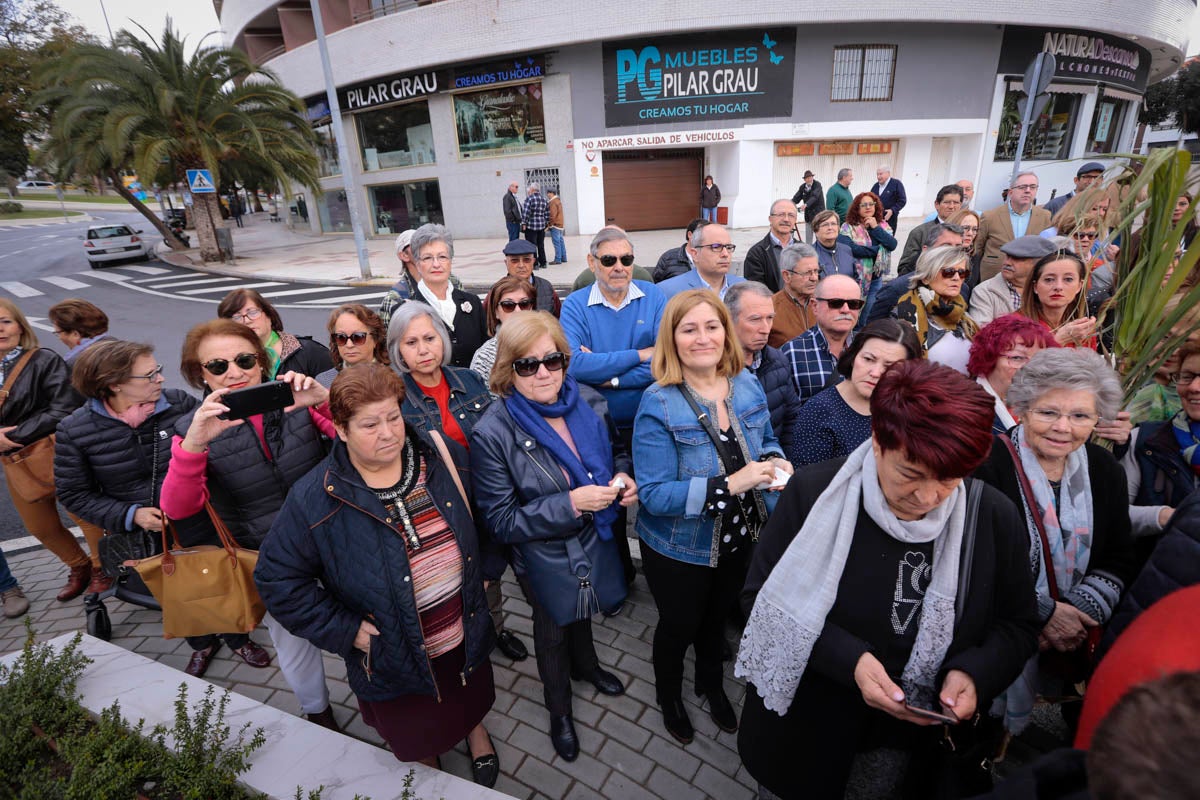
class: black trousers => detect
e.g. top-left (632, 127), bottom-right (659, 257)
top-left (641, 543), bottom-right (748, 701)
top-left (524, 228), bottom-right (547, 267)
top-left (186, 632), bottom-right (249, 652)
top-left (612, 426), bottom-right (637, 585)
top-left (517, 575), bottom-right (600, 716)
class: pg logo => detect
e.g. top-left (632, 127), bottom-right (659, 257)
top-left (615, 47), bottom-right (663, 102)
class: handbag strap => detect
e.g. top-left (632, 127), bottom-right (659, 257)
top-left (954, 479), bottom-right (984, 623)
top-left (1000, 435), bottom-right (1060, 600)
top-left (0, 349), bottom-right (38, 411)
top-left (427, 429), bottom-right (472, 519)
top-left (678, 382), bottom-right (738, 476)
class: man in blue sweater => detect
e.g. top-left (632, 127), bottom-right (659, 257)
top-left (561, 226), bottom-right (666, 587)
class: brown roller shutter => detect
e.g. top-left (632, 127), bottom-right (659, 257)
top-left (602, 149), bottom-right (703, 232)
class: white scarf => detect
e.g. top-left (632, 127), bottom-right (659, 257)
top-left (735, 441), bottom-right (966, 714)
top-left (977, 376), bottom-right (1017, 432)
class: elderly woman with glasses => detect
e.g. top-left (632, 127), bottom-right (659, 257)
top-left (974, 348), bottom-right (1136, 737)
top-left (218, 288), bottom-right (332, 380)
top-left (315, 304), bottom-right (389, 389)
top-left (968, 314), bottom-right (1061, 435)
top-left (471, 312), bottom-right (634, 762)
top-left (812, 209), bottom-right (861, 282)
top-left (471, 275), bottom-right (538, 384)
top-left (1018, 251), bottom-right (1097, 349)
top-left (892, 244), bottom-right (979, 373)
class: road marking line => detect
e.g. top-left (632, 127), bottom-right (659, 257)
top-left (76, 270), bottom-right (132, 283)
top-left (2, 529), bottom-right (85, 554)
top-left (41, 276), bottom-right (90, 290)
top-left (145, 276), bottom-right (238, 289)
top-left (179, 281), bottom-right (286, 295)
top-left (261, 285), bottom-right (354, 298)
top-left (296, 291), bottom-right (386, 305)
top-left (131, 272), bottom-right (202, 283)
top-left (66, 272), bottom-right (353, 309)
top-left (26, 316), bottom-right (55, 332)
top-left (114, 265), bottom-right (170, 275)
top-left (0, 281), bottom-right (42, 297)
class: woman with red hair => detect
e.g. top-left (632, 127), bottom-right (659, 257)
top-left (840, 191), bottom-right (897, 323)
top-left (737, 360), bottom-right (1040, 799)
top-left (968, 314), bottom-right (1060, 435)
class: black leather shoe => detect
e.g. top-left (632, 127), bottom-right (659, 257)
top-left (185, 643), bottom-right (220, 678)
top-left (550, 714), bottom-right (579, 762)
top-left (696, 686), bottom-right (738, 733)
top-left (660, 697), bottom-right (694, 745)
top-left (495, 629), bottom-right (529, 661)
top-left (571, 666), bottom-right (625, 696)
top-left (467, 732), bottom-right (499, 787)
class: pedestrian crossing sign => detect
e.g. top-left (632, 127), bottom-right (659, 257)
top-left (186, 169), bottom-right (216, 194)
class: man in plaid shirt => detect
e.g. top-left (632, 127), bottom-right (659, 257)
top-left (522, 183), bottom-right (550, 270)
top-left (781, 274), bottom-right (862, 403)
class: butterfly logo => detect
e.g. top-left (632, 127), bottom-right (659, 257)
top-left (770, 52), bottom-right (784, 65)
top-left (762, 33), bottom-right (777, 49)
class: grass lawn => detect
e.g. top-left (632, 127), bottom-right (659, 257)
top-left (0, 209), bottom-right (84, 220)
top-left (12, 192), bottom-right (131, 204)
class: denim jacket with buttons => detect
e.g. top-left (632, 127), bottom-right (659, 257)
top-left (633, 371), bottom-right (782, 567)
top-left (401, 366), bottom-right (492, 443)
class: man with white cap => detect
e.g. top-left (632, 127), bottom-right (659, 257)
top-left (380, 229), bottom-right (462, 329)
top-left (968, 234), bottom-right (1059, 327)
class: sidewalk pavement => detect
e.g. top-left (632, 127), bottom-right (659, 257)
top-left (156, 211), bottom-right (923, 294)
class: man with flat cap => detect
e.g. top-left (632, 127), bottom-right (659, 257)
top-left (1043, 161), bottom-right (1106, 217)
top-left (792, 170), bottom-right (824, 244)
top-left (968, 234), bottom-right (1059, 326)
top-left (488, 238), bottom-right (562, 316)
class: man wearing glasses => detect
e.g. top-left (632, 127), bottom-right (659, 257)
top-left (780, 274), bottom-right (863, 404)
top-left (976, 171), bottom-right (1052, 281)
top-left (486, 239), bottom-right (561, 316)
top-left (769, 243), bottom-right (820, 348)
top-left (744, 199), bottom-right (799, 292)
top-left (658, 224), bottom-right (744, 300)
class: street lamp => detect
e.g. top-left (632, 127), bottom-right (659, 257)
top-left (98, 0), bottom-right (114, 43)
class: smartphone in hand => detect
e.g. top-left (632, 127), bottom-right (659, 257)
top-left (904, 702), bottom-right (960, 725)
top-left (217, 382), bottom-right (295, 421)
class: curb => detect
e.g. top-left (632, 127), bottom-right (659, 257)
top-left (0, 213), bottom-right (92, 227)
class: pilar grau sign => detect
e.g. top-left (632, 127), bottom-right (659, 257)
top-left (337, 70), bottom-right (440, 112)
top-left (999, 26), bottom-right (1150, 93)
top-left (602, 29), bottom-right (796, 127)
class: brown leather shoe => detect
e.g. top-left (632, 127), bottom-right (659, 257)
top-left (86, 570), bottom-right (114, 595)
top-left (305, 705), bottom-right (341, 732)
top-left (230, 641), bottom-right (271, 668)
top-left (57, 564), bottom-right (92, 602)
top-left (185, 643), bottom-right (220, 677)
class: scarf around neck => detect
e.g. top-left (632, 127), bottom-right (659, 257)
top-left (735, 440), bottom-right (965, 714)
top-left (104, 398), bottom-right (157, 429)
top-left (505, 376), bottom-right (616, 540)
top-left (903, 286), bottom-right (979, 348)
top-left (1171, 410), bottom-right (1200, 473)
top-left (977, 376), bottom-right (1017, 433)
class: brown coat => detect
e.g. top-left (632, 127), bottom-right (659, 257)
top-left (769, 290), bottom-right (813, 349)
top-left (547, 195), bottom-right (564, 229)
top-left (974, 203), bottom-right (1052, 281)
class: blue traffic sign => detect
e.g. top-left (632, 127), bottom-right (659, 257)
top-left (186, 169), bottom-right (216, 194)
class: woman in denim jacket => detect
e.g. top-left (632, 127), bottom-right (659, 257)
top-left (632, 290), bottom-right (792, 746)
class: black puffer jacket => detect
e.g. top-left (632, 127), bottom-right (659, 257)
top-left (255, 433), bottom-right (496, 702)
top-left (278, 333), bottom-right (333, 379)
top-left (0, 348), bottom-right (83, 452)
top-left (55, 390), bottom-right (198, 533)
top-left (748, 345), bottom-right (801, 461)
top-left (165, 407), bottom-right (328, 549)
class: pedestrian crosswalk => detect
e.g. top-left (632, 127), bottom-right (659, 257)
top-left (0, 265), bottom-right (387, 309)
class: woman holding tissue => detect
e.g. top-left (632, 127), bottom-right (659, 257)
top-left (633, 289), bottom-right (792, 745)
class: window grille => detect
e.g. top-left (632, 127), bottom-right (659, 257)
top-left (831, 45), bottom-right (897, 102)
top-left (524, 167), bottom-right (560, 196)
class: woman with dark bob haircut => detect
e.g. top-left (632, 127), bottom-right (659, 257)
top-left (791, 318), bottom-right (921, 466)
top-left (737, 360), bottom-right (1040, 800)
top-left (256, 363), bottom-right (504, 786)
top-left (217, 287), bottom-right (332, 379)
top-left (314, 304), bottom-right (389, 389)
top-left (47, 298), bottom-right (110, 366)
top-left (470, 275), bottom-right (538, 384)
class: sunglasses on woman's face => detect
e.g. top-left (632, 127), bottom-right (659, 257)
top-left (333, 332), bottom-right (370, 345)
top-left (512, 351), bottom-right (568, 377)
top-left (598, 254), bottom-right (636, 267)
top-left (939, 268), bottom-right (970, 279)
top-left (202, 352), bottom-right (259, 375)
top-left (498, 298), bottom-right (536, 312)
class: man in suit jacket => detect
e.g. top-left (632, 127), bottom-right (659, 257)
top-left (975, 171), bottom-right (1052, 281)
top-left (870, 166), bottom-right (907, 224)
top-left (898, 184), bottom-right (964, 274)
top-left (792, 170), bottom-right (825, 244)
top-left (743, 199), bottom-right (798, 293)
top-left (502, 181), bottom-right (522, 241)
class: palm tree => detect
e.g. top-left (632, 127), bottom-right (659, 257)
top-left (36, 21), bottom-right (319, 261)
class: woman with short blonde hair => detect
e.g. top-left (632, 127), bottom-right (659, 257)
top-left (893, 244), bottom-right (979, 373)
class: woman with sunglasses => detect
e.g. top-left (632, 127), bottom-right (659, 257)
top-left (633, 289), bottom-right (792, 745)
top-left (949, 208), bottom-right (983, 284)
top-left (839, 192), bottom-right (897, 320)
top-left (892, 244), bottom-right (980, 374)
top-left (315, 304), bottom-right (389, 389)
top-left (218, 288), bottom-right (333, 380)
top-left (471, 275), bottom-right (537, 384)
top-left (1018, 251), bottom-right (1097, 349)
top-left (471, 312), bottom-right (634, 762)
top-left (158, 319), bottom-right (340, 729)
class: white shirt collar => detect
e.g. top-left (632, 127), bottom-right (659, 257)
top-left (587, 280), bottom-right (645, 311)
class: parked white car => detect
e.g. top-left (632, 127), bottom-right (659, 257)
top-left (82, 224), bottom-right (152, 267)
top-left (17, 180), bottom-right (54, 188)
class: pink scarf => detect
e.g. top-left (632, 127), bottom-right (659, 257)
top-left (105, 399), bottom-right (157, 429)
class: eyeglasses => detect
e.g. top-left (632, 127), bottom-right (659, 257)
top-left (202, 352), bottom-right (259, 375)
top-left (939, 268), bottom-right (971, 279)
top-left (333, 332), bottom-right (370, 346)
top-left (858, 202), bottom-right (876, 208)
top-left (1173, 371), bottom-right (1200, 386)
top-left (130, 364), bottom-right (164, 381)
top-left (1001, 353), bottom-right (1030, 367)
top-left (598, 254), bottom-right (636, 267)
top-left (1028, 408), bottom-right (1099, 426)
top-left (786, 268), bottom-right (821, 278)
top-left (697, 243), bottom-right (737, 253)
top-left (1011, 183), bottom-right (1038, 192)
top-left (512, 351), bottom-right (568, 377)
top-left (770, 211), bottom-right (798, 219)
top-left (231, 308), bottom-right (263, 324)
top-left (419, 254), bottom-right (451, 265)
top-left (507, 255), bottom-right (536, 263)
top-left (815, 297), bottom-right (865, 310)
top-left (498, 298), bottom-right (535, 312)
top-left (1073, 231), bottom-right (1099, 241)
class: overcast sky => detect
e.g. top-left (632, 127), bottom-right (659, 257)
top-left (53, 1), bottom-right (1200, 59)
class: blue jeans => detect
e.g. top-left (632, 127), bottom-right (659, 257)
top-left (0, 548), bottom-right (19, 593)
top-left (506, 221), bottom-right (521, 241)
top-left (702, 206), bottom-right (718, 222)
top-left (549, 227), bottom-right (566, 262)
top-left (859, 275), bottom-right (883, 330)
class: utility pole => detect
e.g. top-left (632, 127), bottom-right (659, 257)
top-left (309, 0), bottom-right (373, 280)
top-left (98, 0), bottom-right (114, 43)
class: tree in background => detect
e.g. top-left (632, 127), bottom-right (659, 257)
top-left (1138, 59), bottom-right (1200, 138)
top-left (36, 21), bottom-right (320, 260)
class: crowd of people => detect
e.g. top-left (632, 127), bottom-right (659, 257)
top-left (0, 162), bottom-right (1196, 800)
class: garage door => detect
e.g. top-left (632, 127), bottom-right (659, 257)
top-left (772, 142), bottom-right (901, 205)
top-left (603, 149), bottom-right (703, 232)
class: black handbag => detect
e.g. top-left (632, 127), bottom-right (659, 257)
top-left (520, 524), bottom-right (627, 628)
top-left (97, 423), bottom-right (164, 582)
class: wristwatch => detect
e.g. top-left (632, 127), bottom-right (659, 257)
top-left (610, 376), bottom-right (620, 388)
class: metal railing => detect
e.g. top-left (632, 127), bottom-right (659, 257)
top-left (256, 43), bottom-right (287, 64)
top-left (351, 0), bottom-right (432, 24)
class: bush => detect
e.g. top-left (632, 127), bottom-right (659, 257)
top-left (0, 200), bottom-right (23, 213)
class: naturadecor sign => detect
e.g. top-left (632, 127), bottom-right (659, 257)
top-left (999, 26), bottom-right (1150, 93)
top-left (602, 29), bottom-right (796, 126)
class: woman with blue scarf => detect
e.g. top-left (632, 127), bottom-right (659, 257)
top-left (471, 312), bottom-right (635, 763)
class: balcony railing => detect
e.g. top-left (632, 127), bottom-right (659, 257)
top-left (257, 43), bottom-right (288, 63)
top-left (352, 0), bottom-right (432, 24)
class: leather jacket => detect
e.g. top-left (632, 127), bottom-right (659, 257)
top-left (0, 348), bottom-right (83, 452)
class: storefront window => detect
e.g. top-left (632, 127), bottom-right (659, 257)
top-left (367, 181), bottom-right (443, 235)
top-left (315, 122), bottom-right (340, 177)
top-left (454, 82), bottom-right (547, 160)
top-left (994, 86), bottom-right (1081, 162)
top-left (316, 190), bottom-right (351, 233)
top-left (356, 101), bottom-right (435, 171)
top-left (1088, 95), bottom-right (1132, 154)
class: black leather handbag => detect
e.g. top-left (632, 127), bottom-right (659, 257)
top-left (519, 523), bottom-right (627, 627)
top-left (97, 423), bottom-right (165, 588)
